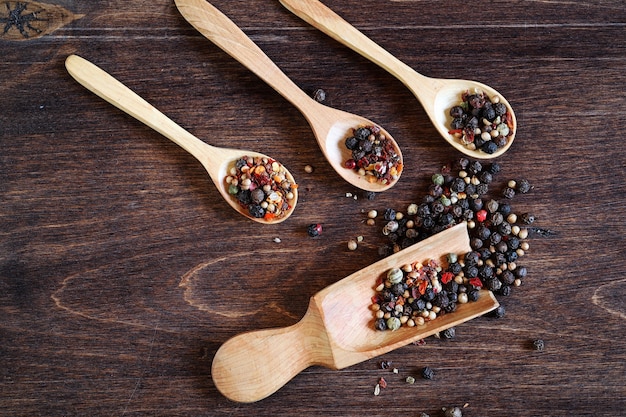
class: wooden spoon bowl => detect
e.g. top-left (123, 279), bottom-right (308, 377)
top-left (211, 223), bottom-right (499, 402)
top-left (280, 0), bottom-right (516, 159)
top-left (175, 0), bottom-right (403, 191)
top-left (65, 54), bottom-right (297, 224)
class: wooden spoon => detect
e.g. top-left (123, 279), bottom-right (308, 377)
top-left (279, 0), bottom-right (517, 159)
top-left (211, 223), bottom-right (499, 402)
top-left (174, 0), bottom-right (403, 192)
top-left (65, 54), bottom-right (297, 224)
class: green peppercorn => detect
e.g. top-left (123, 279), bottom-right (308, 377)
top-left (387, 268), bottom-right (404, 284)
top-left (386, 317), bottom-right (401, 331)
top-left (432, 173), bottom-right (445, 186)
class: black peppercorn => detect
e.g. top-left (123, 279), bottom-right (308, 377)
top-left (476, 225), bottom-right (492, 240)
top-left (470, 237), bottom-right (484, 250)
top-left (449, 262), bottom-right (463, 275)
top-left (479, 265), bottom-right (495, 279)
top-left (464, 265), bottom-right (479, 278)
top-left (487, 162), bottom-right (501, 175)
top-left (498, 202), bottom-right (512, 216)
top-left (505, 251), bottom-right (518, 263)
top-left (375, 318), bottom-right (387, 331)
top-left (421, 366), bottom-right (435, 380)
top-left (481, 141), bottom-right (498, 154)
top-left (507, 237), bottom-right (521, 250)
top-left (501, 270), bottom-right (515, 285)
top-left (411, 298), bottom-right (426, 311)
top-left (476, 183), bottom-right (489, 195)
top-left (391, 283), bottom-right (405, 296)
top-left (485, 278), bottom-right (502, 291)
top-left (503, 187), bottom-right (516, 199)
top-left (490, 212), bottom-right (504, 226)
top-left (451, 177), bottom-right (466, 193)
top-left (464, 251), bottom-right (480, 266)
top-left (383, 208), bottom-right (396, 221)
top-left (345, 136), bottom-right (359, 150)
top-left (494, 102), bottom-right (507, 117)
top-left (498, 221), bottom-right (512, 235)
top-left (249, 204), bottom-right (266, 218)
top-left (499, 285), bottom-right (512, 296)
top-left (521, 213), bottom-right (536, 224)
top-left (307, 223), bottom-right (323, 237)
top-left (517, 179), bottom-right (532, 194)
top-left (355, 127), bottom-right (371, 140)
top-left (467, 289), bottom-right (480, 302)
top-left (492, 305), bottom-right (506, 318)
top-left (478, 248), bottom-right (492, 260)
top-left (456, 158), bottom-right (470, 170)
top-left (365, 191), bottom-right (377, 200)
top-left (479, 171), bottom-right (494, 185)
top-left (450, 106), bottom-right (464, 118)
top-left (444, 302), bottom-right (457, 313)
top-left (468, 160), bottom-right (483, 174)
top-left (442, 327), bottom-right (456, 339)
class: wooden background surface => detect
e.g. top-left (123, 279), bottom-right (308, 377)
top-left (2, 0), bottom-right (625, 416)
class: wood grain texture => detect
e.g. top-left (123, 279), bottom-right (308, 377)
top-left (1, 0), bottom-right (625, 416)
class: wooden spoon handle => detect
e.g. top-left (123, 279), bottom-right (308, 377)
top-left (211, 299), bottom-right (333, 403)
top-left (175, 0), bottom-right (313, 112)
top-left (64, 55), bottom-right (218, 169)
top-left (280, 0), bottom-right (432, 93)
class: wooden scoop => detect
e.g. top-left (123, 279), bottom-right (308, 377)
top-left (211, 223), bottom-right (499, 402)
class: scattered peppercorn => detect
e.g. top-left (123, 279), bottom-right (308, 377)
top-left (533, 339), bottom-right (545, 351)
top-left (441, 327), bottom-right (456, 339)
top-left (344, 125), bottom-right (403, 185)
top-left (312, 88), bottom-right (326, 103)
top-left (421, 366), bottom-right (435, 380)
top-left (492, 305), bottom-right (506, 318)
top-left (307, 223), bottom-right (323, 237)
top-left (443, 406), bottom-right (463, 417)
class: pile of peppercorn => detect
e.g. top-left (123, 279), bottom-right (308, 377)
top-left (374, 158), bottom-right (536, 317)
top-left (225, 156), bottom-right (297, 220)
top-left (344, 125), bottom-right (403, 185)
top-left (372, 256), bottom-right (484, 331)
top-left (448, 90), bottom-right (514, 154)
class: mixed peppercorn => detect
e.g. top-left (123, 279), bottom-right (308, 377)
top-left (344, 125), bottom-right (403, 185)
top-left (225, 156), bottom-right (297, 221)
top-left (371, 158), bottom-right (536, 329)
top-left (371, 256), bottom-right (481, 331)
top-left (448, 90), bottom-right (514, 154)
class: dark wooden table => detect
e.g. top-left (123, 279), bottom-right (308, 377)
top-left (2, 0), bottom-right (625, 415)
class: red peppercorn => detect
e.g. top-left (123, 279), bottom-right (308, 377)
top-left (476, 209), bottom-right (488, 222)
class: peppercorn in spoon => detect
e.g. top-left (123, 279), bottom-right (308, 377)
top-left (175, 0), bottom-right (403, 191)
top-left (211, 223), bottom-right (499, 402)
top-left (279, 0), bottom-right (517, 159)
top-left (65, 54), bottom-right (297, 224)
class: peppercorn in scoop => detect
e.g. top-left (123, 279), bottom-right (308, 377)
top-left (372, 158), bottom-right (538, 328)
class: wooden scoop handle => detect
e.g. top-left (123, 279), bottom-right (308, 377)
top-left (211, 299), bottom-right (333, 403)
